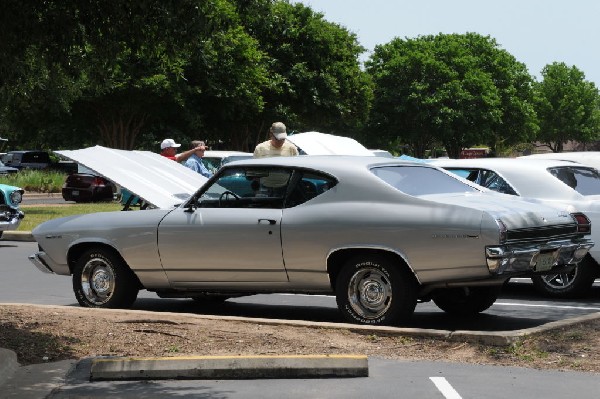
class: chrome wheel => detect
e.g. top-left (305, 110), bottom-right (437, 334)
top-left (347, 267), bottom-right (392, 320)
top-left (80, 257), bottom-right (115, 305)
top-left (540, 271), bottom-right (575, 289)
top-left (532, 256), bottom-right (598, 298)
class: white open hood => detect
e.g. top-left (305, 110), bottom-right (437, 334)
top-left (287, 132), bottom-right (374, 156)
top-left (56, 146), bottom-right (208, 209)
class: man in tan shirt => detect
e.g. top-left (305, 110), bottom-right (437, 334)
top-left (253, 122), bottom-right (299, 158)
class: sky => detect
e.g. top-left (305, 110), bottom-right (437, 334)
top-left (293, 0), bottom-right (600, 87)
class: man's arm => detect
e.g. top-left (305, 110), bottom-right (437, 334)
top-left (175, 146), bottom-right (203, 163)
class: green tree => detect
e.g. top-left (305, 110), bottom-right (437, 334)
top-left (235, 0), bottom-right (372, 146)
top-left (533, 62), bottom-right (600, 152)
top-left (366, 33), bottom-right (537, 158)
top-left (0, 0), bottom-right (268, 150)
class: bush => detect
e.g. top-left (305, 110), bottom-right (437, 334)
top-left (0, 170), bottom-right (65, 193)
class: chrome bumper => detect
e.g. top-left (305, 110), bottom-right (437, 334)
top-left (29, 252), bottom-right (55, 274)
top-left (0, 210), bottom-right (24, 231)
top-left (485, 238), bottom-right (594, 275)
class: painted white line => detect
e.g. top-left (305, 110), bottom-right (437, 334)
top-left (495, 302), bottom-right (600, 311)
top-left (430, 377), bottom-right (462, 399)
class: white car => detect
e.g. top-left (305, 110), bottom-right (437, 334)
top-left (202, 150), bottom-right (253, 174)
top-left (432, 157), bottom-right (600, 298)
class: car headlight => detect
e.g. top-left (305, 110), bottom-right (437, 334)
top-left (9, 190), bottom-right (23, 204)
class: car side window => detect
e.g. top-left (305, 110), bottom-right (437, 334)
top-left (477, 170), bottom-right (518, 195)
top-left (549, 166), bottom-right (600, 195)
top-left (198, 167), bottom-right (293, 209)
top-left (447, 168), bottom-right (518, 196)
top-left (284, 171), bottom-right (336, 208)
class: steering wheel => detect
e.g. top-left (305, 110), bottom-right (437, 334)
top-left (218, 190), bottom-right (240, 206)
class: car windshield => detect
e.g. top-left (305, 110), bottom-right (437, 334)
top-left (371, 165), bottom-right (479, 196)
top-left (201, 157), bottom-right (222, 173)
top-left (548, 166), bottom-right (600, 195)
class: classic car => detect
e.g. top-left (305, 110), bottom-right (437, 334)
top-left (0, 183), bottom-right (25, 239)
top-left (432, 157), bottom-right (600, 298)
top-left (28, 146), bottom-right (594, 325)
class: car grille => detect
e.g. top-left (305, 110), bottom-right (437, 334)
top-left (506, 224), bottom-right (579, 242)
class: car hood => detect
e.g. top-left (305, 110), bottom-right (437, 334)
top-left (287, 132), bottom-right (375, 156)
top-left (56, 146), bottom-right (208, 209)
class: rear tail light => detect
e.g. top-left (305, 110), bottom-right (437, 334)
top-left (495, 219), bottom-right (507, 243)
top-left (571, 212), bottom-right (591, 234)
top-left (93, 177), bottom-right (106, 186)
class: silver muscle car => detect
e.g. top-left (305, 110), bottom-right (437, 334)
top-left (29, 148), bottom-right (593, 325)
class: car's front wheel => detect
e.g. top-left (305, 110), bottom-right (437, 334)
top-left (531, 255), bottom-right (598, 298)
top-left (335, 255), bottom-right (418, 326)
top-left (73, 248), bottom-right (139, 308)
top-left (432, 286), bottom-right (501, 315)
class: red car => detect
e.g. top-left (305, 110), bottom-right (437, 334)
top-left (62, 165), bottom-right (115, 202)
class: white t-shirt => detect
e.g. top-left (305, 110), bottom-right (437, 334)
top-left (253, 140), bottom-right (299, 158)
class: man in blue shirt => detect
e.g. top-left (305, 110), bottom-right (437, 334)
top-left (184, 140), bottom-right (213, 178)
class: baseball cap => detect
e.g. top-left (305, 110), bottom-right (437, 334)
top-left (160, 138), bottom-right (181, 150)
top-left (270, 122), bottom-right (287, 140)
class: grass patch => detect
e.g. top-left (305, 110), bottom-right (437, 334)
top-left (18, 203), bottom-right (123, 231)
top-left (0, 170), bottom-right (65, 192)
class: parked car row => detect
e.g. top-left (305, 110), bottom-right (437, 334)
top-left (28, 145), bottom-right (594, 326)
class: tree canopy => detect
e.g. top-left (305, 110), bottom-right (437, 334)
top-left (365, 33), bottom-right (537, 158)
top-left (533, 62), bottom-right (600, 152)
top-left (0, 0), bottom-right (370, 151)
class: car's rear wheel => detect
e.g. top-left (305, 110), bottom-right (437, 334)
top-left (531, 255), bottom-right (598, 298)
top-left (432, 286), bottom-right (501, 315)
top-left (73, 248), bottom-right (139, 308)
top-left (335, 255), bottom-right (417, 326)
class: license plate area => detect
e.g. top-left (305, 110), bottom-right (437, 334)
top-left (535, 252), bottom-right (555, 272)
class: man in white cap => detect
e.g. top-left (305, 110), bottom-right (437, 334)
top-left (160, 138), bottom-right (204, 163)
top-left (253, 122), bottom-right (299, 158)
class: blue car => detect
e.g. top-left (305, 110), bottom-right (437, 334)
top-left (0, 183), bottom-right (25, 239)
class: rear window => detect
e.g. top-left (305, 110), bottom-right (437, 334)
top-left (548, 166), bottom-right (600, 195)
top-left (21, 152), bottom-right (50, 163)
top-left (371, 165), bottom-right (479, 196)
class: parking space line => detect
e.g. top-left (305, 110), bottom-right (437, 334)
top-left (496, 302), bottom-right (600, 311)
top-left (430, 377), bottom-right (462, 399)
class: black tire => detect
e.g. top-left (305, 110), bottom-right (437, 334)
top-left (531, 255), bottom-right (598, 298)
top-left (73, 247), bottom-right (139, 308)
top-left (433, 286), bottom-right (501, 316)
top-left (335, 255), bottom-right (418, 326)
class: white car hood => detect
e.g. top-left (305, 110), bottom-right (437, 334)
top-left (56, 146), bottom-right (208, 209)
top-left (288, 132), bottom-right (375, 156)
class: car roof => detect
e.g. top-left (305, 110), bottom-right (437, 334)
top-left (431, 158), bottom-right (595, 200)
top-left (520, 152), bottom-right (600, 171)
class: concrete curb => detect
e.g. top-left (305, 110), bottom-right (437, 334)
top-left (0, 231), bottom-right (34, 242)
top-left (90, 355), bottom-right (369, 381)
top-left (0, 348), bottom-right (18, 386)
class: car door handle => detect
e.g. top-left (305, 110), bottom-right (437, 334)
top-left (258, 219), bottom-right (276, 225)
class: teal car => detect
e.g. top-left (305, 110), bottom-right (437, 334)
top-left (0, 183), bottom-right (25, 239)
